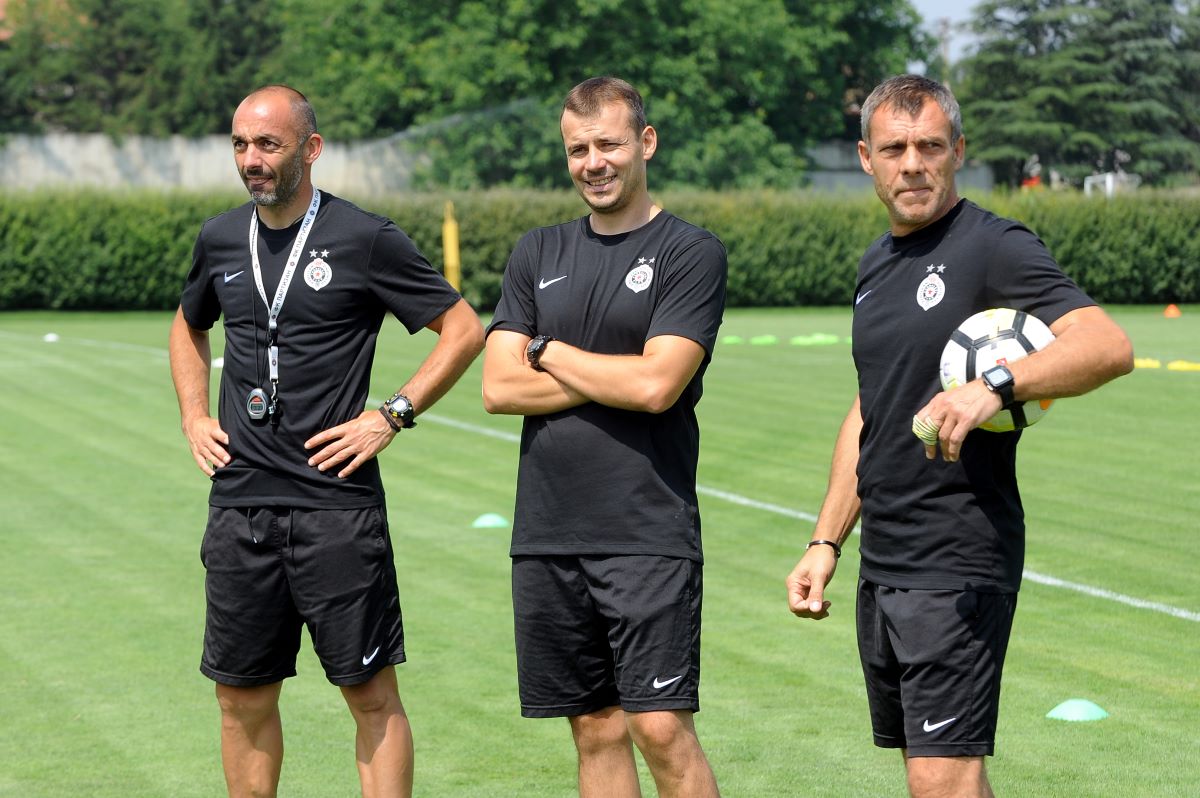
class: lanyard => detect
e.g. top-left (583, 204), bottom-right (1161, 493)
top-left (247, 188), bottom-right (321, 387)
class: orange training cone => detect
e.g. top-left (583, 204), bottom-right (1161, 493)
top-left (1164, 304), bottom-right (1182, 318)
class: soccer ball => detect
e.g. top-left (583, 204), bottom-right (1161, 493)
top-left (939, 308), bottom-right (1056, 432)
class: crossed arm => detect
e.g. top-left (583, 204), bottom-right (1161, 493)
top-left (169, 298), bottom-right (484, 478)
top-left (481, 329), bottom-right (707, 417)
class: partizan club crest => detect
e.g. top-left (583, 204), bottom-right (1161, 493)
top-left (625, 257), bottom-right (655, 293)
top-left (305, 249), bottom-right (332, 291)
top-left (916, 263), bottom-right (947, 311)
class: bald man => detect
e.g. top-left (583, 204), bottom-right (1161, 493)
top-left (169, 85), bottom-right (483, 798)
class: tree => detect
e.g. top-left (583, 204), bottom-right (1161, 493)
top-left (957, 0), bottom-right (1200, 186)
top-left (0, 0), bottom-right (87, 132)
top-left (1, 0), bottom-right (929, 187)
top-left (264, 0), bottom-right (928, 189)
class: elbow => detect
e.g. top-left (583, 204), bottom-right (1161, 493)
top-left (481, 381), bottom-right (515, 415)
top-left (481, 384), bottom-right (503, 415)
top-left (444, 302), bottom-right (486, 362)
top-left (635, 381), bottom-right (684, 415)
top-left (461, 321), bottom-right (486, 363)
top-left (1115, 336), bottom-right (1135, 377)
top-left (1103, 332), bottom-right (1134, 380)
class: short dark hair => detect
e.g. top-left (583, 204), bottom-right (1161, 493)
top-left (860, 74), bottom-right (961, 145)
top-left (246, 84), bottom-right (318, 140)
top-left (561, 76), bottom-right (647, 133)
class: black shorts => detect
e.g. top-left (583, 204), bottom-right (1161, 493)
top-left (856, 578), bottom-right (1017, 757)
top-left (200, 505), bottom-right (405, 687)
top-left (512, 555), bottom-right (703, 718)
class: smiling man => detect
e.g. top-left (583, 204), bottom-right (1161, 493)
top-left (785, 75), bottom-right (1132, 798)
top-left (482, 77), bottom-right (726, 798)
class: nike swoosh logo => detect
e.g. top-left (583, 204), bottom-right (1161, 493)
top-left (855, 289), bottom-right (873, 305)
top-left (652, 675), bottom-right (683, 689)
top-left (539, 275), bottom-right (567, 289)
top-left (923, 716), bottom-right (957, 732)
top-left (224, 270), bottom-right (245, 283)
top-left (362, 646), bottom-right (381, 666)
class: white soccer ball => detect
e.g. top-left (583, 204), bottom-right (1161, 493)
top-left (939, 308), bottom-right (1056, 432)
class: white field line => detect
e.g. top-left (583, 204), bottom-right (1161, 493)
top-left (410, 417), bottom-right (1200, 624)
top-left (1021, 570), bottom-right (1200, 622)
top-left (0, 329), bottom-right (169, 357)
top-left (7, 329), bottom-right (1194, 623)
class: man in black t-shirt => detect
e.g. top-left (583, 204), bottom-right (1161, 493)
top-left (168, 85), bottom-right (483, 798)
top-left (483, 77), bottom-right (725, 797)
top-left (786, 75), bottom-right (1132, 798)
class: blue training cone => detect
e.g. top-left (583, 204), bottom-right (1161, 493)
top-left (1046, 699), bottom-right (1108, 722)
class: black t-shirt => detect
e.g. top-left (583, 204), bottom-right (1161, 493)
top-left (180, 191), bottom-right (461, 508)
top-left (488, 211), bottom-right (727, 562)
top-left (852, 199), bottom-right (1094, 593)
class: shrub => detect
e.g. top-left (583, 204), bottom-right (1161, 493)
top-left (1, 189), bottom-right (1195, 311)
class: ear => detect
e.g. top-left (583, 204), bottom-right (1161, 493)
top-left (304, 132), bottom-right (324, 166)
top-left (641, 125), bottom-right (658, 162)
top-left (857, 140), bottom-right (874, 176)
top-left (953, 135), bottom-right (965, 169)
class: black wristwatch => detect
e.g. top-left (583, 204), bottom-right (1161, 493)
top-left (380, 392), bottom-right (416, 431)
top-left (981, 365), bottom-right (1016, 407)
top-left (526, 334), bottom-right (555, 372)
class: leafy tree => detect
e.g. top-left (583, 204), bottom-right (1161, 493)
top-left (957, 0), bottom-right (1200, 186)
top-left (1, 0), bottom-right (929, 187)
top-left (169, 0), bottom-right (285, 135)
top-left (0, 0), bottom-right (280, 135)
top-left (263, 0), bottom-right (928, 189)
top-left (0, 0), bottom-right (88, 132)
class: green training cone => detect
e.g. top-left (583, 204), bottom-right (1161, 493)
top-left (790, 333), bottom-right (840, 346)
top-left (1046, 699), bottom-right (1108, 722)
top-left (472, 513), bottom-right (510, 529)
top-left (750, 335), bottom-right (778, 346)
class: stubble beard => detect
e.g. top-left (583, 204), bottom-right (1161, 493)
top-left (245, 148), bottom-right (305, 207)
top-left (580, 169), bottom-right (641, 217)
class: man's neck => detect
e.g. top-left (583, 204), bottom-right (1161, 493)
top-left (257, 184), bottom-right (315, 230)
top-left (589, 196), bottom-right (661, 236)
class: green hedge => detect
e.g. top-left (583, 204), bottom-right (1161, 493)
top-left (1, 189), bottom-right (1197, 311)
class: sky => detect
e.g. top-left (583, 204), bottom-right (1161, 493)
top-left (908, 0), bottom-right (980, 63)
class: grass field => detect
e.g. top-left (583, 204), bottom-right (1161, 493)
top-left (0, 306), bottom-right (1197, 797)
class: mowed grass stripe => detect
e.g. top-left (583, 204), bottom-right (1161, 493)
top-left (1, 307), bottom-right (1198, 797)
top-left (3, 315), bottom-right (1196, 617)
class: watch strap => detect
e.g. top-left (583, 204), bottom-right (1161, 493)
top-left (527, 334), bottom-right (555, 372)
top-left (381, 392), bottom-right (416, 429)
top-left (983, 366), bottom-right (1016, 407)
top-left (379, 405), bottom-right (404, 432)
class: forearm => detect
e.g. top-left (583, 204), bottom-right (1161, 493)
top-left (396, 299), bottom-right (484, 414)
top-left (168, 307), bottom-right (213, 424)
top-left (811, 395), bottom-right (864, 546)
top-left (537, 336), bottom-right (704, 414)
top-left (1011, 306), bottom-right (1133, 400)
top-left (482, 330), bottom-right (588, 415)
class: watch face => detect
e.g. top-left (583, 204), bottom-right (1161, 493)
top-left (983, 365), bottom-right (1012, 387)
top-left (389, 396), bottom-right (412, 415)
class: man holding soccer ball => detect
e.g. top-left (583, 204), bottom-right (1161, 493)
top-left (786, 75), bottom-right (1132, 798)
